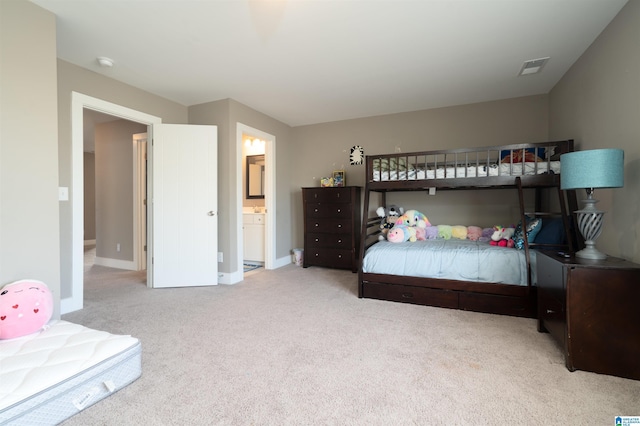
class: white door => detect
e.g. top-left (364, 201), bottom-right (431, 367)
top-left (149, 124), bottom-right (218, 288)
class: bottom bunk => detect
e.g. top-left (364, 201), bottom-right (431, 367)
top-left (359, 239), bottom-right (538, 317)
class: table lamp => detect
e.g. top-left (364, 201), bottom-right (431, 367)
top-left (560, 149), bottom-right (624, 260)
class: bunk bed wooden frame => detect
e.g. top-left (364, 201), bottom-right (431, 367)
top-left (358, 140), bottom-right (579, 318)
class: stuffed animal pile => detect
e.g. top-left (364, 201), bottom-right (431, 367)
top-left (378, 205), bottom-right (516, 249)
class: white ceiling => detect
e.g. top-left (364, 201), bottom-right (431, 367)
top-left (33, 0), bottom-right (627, 127)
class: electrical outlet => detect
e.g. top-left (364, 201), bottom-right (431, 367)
top-left (116, 243), bottom-right (121, 252)
top-left (218, 252), bottom-right (223, 262)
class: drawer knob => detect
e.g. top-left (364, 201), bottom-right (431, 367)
top-left (315, 238), bottom-right (319, 242)
top-left (315, 223), bottom-right (319, 227)
top-left (337, 224), bottom-right (342, 228)
top-left (315, 253), bottom-right (319, 257)
top-left (337, 208), bottom-right (341, 213)
top-left (546, 309), bottom-right (555, 314)
top-left (314, 208), bottom-right (319, 213)
top-left (338, 254), bottom-right (342, 258)
top-left (337, 239), bottom-right (342, 243)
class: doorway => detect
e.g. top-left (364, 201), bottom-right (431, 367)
top-left (63, 92), bottom-right (161, 314)
top-left (236, 123), bottom-right (276, 277)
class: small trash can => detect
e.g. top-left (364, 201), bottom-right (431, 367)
top-left (292, 248), bottom-right (303, 266)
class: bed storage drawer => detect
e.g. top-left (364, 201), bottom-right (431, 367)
top-left (362, 282), bottom-right (459, 308)
top-left (460, 291), bottom-right (535, 318)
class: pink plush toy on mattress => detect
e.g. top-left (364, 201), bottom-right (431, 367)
top-left (0, 279), bottom-right (53, 339)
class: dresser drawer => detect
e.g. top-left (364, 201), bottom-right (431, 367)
top-left (307, 218), bottom-right (352, 234)
top-left (306, 232), bottom-right (352, 249)
top-left (305, 203), bottom-right (351, 218)
top-left (305, 248), bottom-right (353, 268)
top-left (303, 187), bottom-right (353, 203)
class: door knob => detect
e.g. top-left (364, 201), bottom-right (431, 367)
top-left (208, 211), bottom-right (216, 216)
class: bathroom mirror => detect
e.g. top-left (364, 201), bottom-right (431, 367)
top-left (246, 154), bottom-right (265, 199)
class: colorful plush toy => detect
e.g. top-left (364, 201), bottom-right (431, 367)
top-left (425, 226), bottom-right (439, 240)
top-left (437, 224), bottom-right (453, 240)
top-left (387, 224), bottom-right (428, 243)
top-left (396, 209), bottom-right (430, 229)
top-left (467, 226), bottom-right (483, 241)
top-left (451, 225), bottom-right (468, 240)
top-left (490, 225), bottom-right (516, 248)
top-left (387, 224), bottom-right (415, 243)
top-left (0, 279), bottom-right (53, 339)
top-left (376, 205), bottom-right (404, 241)
top-left (480, 227), bottom-right (494, 242)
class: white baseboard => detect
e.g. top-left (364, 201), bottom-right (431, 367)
top-left (94, 256), bottom-right (137, 271)
top-left (274, 255), bottom-right (294, 269)
top-left (218, 270), bottom-right (242, 285)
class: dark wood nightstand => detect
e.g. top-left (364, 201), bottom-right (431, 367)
top-left (537, 250), bottom-right (640, 380)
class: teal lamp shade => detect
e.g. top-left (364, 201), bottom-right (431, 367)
top-left (560, 149), bottom-right (624, 190)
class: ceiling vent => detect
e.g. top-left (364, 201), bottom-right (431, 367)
top-left (518, 57), bottom-right (550, 76)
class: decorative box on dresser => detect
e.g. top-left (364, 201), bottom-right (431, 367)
top-left (302, 186), bottom-right (361, 272)
top-left (537, 250), bottom-right (640, 380)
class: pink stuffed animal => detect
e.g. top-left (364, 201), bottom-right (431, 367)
top-left (387, 224), bottom-right (427, 242)
top-left (0, 279), bottom-right (53, 339)
top-left (467, 226), bottom-right (483, 241)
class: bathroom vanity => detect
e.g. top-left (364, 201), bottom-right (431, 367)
top-left (243, 212), bottom-right (265, 262)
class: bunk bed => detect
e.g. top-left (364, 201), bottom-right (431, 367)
top-left (358, 140), bottom-right (578, 318)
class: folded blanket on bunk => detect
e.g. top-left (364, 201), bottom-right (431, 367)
top-left (362, 239), bottom-right (536, 286)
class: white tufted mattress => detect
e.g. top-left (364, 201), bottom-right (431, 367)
top-left (0, 320), bottom-right (141, 425)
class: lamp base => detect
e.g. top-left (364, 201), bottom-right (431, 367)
top-left (575, 193), bottom-right (606, 261)
top-left (575, 245), bottom-right (607, 260)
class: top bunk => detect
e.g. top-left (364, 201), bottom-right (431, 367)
top-left (365, 139), bottom-right (573, 192)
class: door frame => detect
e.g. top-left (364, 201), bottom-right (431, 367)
top-left (133, 133), bottom-right (147, 271)
top-left (236, 123), bottom-right (276, 273)
top-left (62, 92), bottom-right (161, 314)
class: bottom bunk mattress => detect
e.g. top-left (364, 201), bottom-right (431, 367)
top-left (0, 320), bottom-right (141, 426)
top-left (363, 239), bottom-right (536, 286)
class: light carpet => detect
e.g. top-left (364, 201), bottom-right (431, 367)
top-left (61, 264), bottom-right (640, 425)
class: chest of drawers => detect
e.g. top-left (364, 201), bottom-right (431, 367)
top-left (302, 186), bottom-right (361, 272)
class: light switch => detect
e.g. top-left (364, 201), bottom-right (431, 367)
top-left (58, 187), bottom-right (69, 201)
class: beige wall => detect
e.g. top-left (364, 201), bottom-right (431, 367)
top-left (549, 0), bottom-right (639, 263)
top-left (0, 1), bottom-right (61, 316)
top-left (95, 120), bottom-right (147, 261)
top-left (290, 95), bottom-right (550, 247)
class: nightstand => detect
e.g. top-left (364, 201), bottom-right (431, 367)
top-left (537, 250), bottom-right (640, 380)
